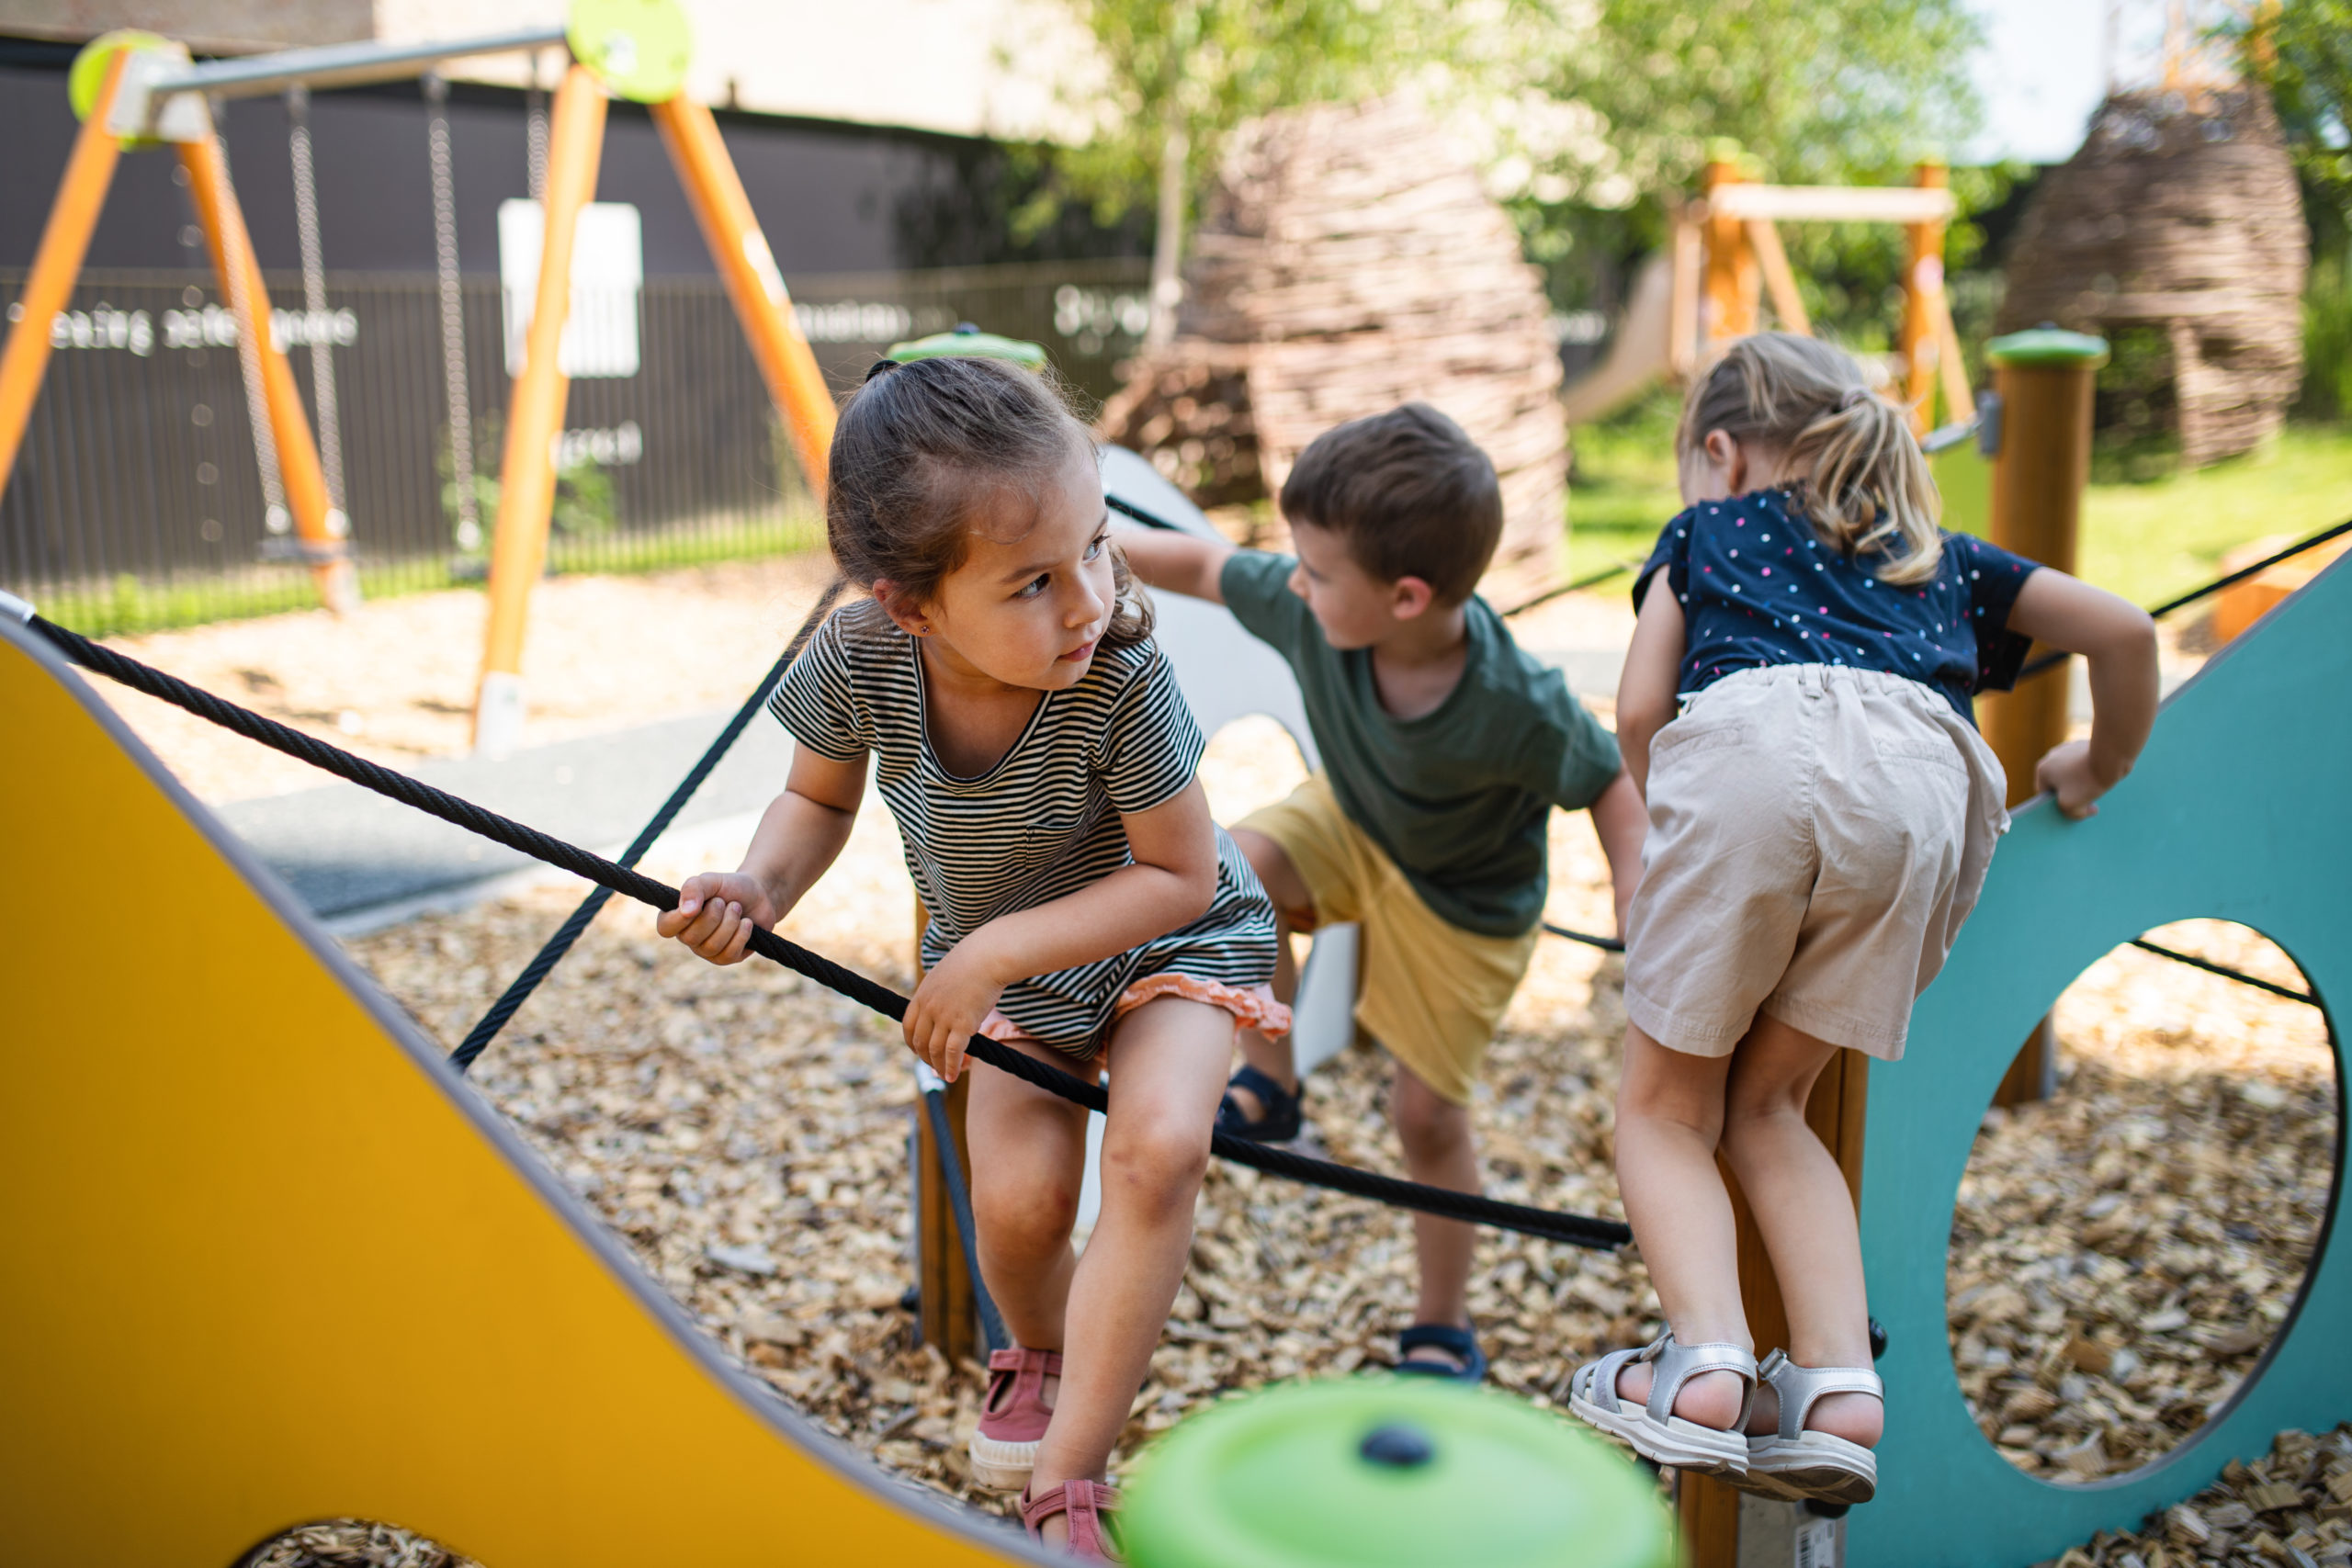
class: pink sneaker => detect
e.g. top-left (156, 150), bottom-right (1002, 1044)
top-left (969, 1345), bottom-right (1060, 1490)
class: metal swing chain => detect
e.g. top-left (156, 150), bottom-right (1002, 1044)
top-left (424, 73), bottom-right (481, 553)
top-left (284, 85), bottom-right (348, 537)
top-left (200, 106), bottom-right (292, 540)
top-left (526, 52), bottom-right (549, 205)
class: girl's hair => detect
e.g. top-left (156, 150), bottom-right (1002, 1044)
top-left (826, 355), bottom-right (1152, 649)
top-left (1677, 333), bottom-right (1944, 584)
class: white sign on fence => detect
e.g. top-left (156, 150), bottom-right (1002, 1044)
top-left (498, 200), bottom-right (643, 379)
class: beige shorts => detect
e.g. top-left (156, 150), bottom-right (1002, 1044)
top-left (1236, 773), bottom-right (1541, 1107)
top-left (1623, 665), bottom-right (2009, 1061)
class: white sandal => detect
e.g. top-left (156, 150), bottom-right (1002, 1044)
top-left (1568, 1330), bottom-right (1758, 1476)
top-left (1742, 1350), bottom-right (1883, 1506)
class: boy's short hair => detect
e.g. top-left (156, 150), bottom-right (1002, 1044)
top-left (1279, 403), bottom-right (1503, 604)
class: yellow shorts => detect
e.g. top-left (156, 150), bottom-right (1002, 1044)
top-left (1235, 773), bottom-right (1541, 1107)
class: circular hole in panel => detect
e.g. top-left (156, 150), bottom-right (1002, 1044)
top-left (1944, 919), bottom-right (2338, 1484)
top-left (238, 1517), bottom-right (480, 1567)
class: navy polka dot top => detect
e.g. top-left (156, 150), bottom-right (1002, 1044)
top-left (1633, 487), bottom-right (2042, 725)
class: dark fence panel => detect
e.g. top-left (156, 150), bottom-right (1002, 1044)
top-left (0, 258), bottom-right (1148, 635)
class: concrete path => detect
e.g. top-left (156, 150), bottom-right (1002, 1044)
top-left (218, 705), bottom-right (793, 926)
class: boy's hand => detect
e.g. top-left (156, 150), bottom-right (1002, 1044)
top-left (657, 872), bottom-right (778, 964)
top-left (904, 932), bottom-right (1013, 1082)
top-left (2034, 739), bottom-right (2120, 820)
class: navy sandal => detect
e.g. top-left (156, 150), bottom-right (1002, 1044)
top-left (1216, 1064), bottom-right (1303, 1143)
top-left (1395, 1323), bottom-right (1487, 1383)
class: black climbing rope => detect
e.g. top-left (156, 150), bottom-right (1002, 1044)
top-left (2129, 939), bottom-right (2320, 1008)
top-left (1543, 922), bottom-right (1624, 953)
top-left (449, 577), bottom-right (845, 1072)
top-left (2017, 514), bottom-right (2352, 682)
top-left (20, 611), bottom-right (1631, 1252)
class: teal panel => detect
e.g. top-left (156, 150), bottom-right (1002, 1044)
top-left (1850, 558), bottom-right (2349, 1567)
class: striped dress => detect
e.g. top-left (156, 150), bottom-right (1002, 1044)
top-left (770, 599), bottom-right (1279, 1056)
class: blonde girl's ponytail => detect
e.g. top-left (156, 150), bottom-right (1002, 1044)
top-left (1676, 333), bottom-right (1944, 584)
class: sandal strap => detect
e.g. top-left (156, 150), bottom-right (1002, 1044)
top-left (1575, 1332), bottom-right (1668, 1416)
top-left (1643, 1333), bottom-right (1759, 1431)
top-left (985, 1345), bottom-right (1063, 1415)
top-left (1022, 1480), bottom-right (1121, 1557)
top-left (1224, 1065), bottom-right (1297, 1116)
top-left (1758, 1350), bottom-right (1883, 1440)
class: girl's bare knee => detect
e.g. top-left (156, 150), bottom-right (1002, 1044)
top-left (974, 1173), bottom-right (1080, 1249)
top-left (1100, 1122), bottom-right (1210, 1213)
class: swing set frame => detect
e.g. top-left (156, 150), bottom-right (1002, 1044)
top-left (0, 6), bottom-right (841, 757)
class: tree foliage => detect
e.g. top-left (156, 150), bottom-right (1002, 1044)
top-left (2245, 0), bottom-right (2352, 241)
top-left (1044, 0), bottom-right (1989, 331)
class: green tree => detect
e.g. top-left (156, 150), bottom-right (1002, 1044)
top-left (1049, 0), bottom-right (1988, 335)
top-left (2248, 0), bottom-right (2352, 233)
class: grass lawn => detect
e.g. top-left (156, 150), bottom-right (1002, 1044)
top-left (1566, 397), bottom-right (2352, 613)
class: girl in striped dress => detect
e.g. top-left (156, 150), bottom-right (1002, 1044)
top-left (659, 355), bottom-right (1286, 1559)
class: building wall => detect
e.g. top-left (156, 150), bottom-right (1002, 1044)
top-left (0, 49), bottom-right (1133, 278)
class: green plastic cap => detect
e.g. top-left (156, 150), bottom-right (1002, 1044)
top-left (888, 323), bottom-right (1048, 370)
top-left (1121, 1379), bottom-right (1675, 1568)
top-left (567, 0), bottom-right (692, 103)
top-left (69, 30), bottom-right (184, 148)
top-left (1986, 325), bottom-right (2110, 369)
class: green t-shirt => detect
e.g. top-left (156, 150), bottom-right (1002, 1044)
top-left (1220, 550), bottom-right (1623, 937)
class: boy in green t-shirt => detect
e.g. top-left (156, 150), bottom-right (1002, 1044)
top-left (1122, 402), bottom-right (1646, 1380)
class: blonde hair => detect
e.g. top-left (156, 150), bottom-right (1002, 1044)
top-left (1677, 333), bottom-right (1943, 585)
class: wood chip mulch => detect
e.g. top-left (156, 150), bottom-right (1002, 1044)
top-left (282, 723), bottom-right (2333, 1564)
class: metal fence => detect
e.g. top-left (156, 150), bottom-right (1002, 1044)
top-left (0, 257), bottom-right (1150, 636)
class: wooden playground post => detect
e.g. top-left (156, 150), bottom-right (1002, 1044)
top-left (650, 95), bottom-right (836, 501)
top-left (179, 130), bottom-right (358, 614)
top-left (1978, 328), bottom-right (2108, 1108)
top-left (1701, 156), bottom-right (1759, 351)
top-left (1897, 160), bottom-right (1950, 436)
top-left (473, 63), bottom-right (607, 758)
top-left (1677, 1055), bottom-right (1870, 1567)
top-left (914, 1072), bottom-right (985, 1365)
top-left (0, 50), bottom-right (129, 502)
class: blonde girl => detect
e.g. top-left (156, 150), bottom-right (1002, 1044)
top-left (1568, 333), bottom-right (2159, 1505)
top-left (660, 355), bottom-right (1286, 1558)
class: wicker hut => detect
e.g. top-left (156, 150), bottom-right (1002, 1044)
top-left (1997, 86), bottom-right (2307, 468)
top-left (1102, 98), bottom-right (1568, 595)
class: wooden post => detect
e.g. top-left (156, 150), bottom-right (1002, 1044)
top-left (1897, 160), bottom-right (1950, 436)
top-left (1678, 1054), bottom-right (1870, 1567)
top-left (649, 95), bottom-right (836, 501)
top-left (179, 131), bottom-right (356, 615)
top-left (0, 49), bottom-right (129, 502)
top-left (1701, 156), bottom-right (1758, 354)
top-left (909, 901), bottom-right (984, 1364)
top-left (914, 1071), bottom-right (984, 1365)
top-left (1977, 328), bottom-right (2108, 1109)
top-left (473, 63), bottom-right (606, 758)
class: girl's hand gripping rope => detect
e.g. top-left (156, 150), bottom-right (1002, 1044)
top-left (658, 872), bottom-right (780, 965)
top-left (904, 928), bottom-right (1013, 1082)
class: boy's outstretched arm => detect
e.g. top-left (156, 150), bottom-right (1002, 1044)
top-left (1118, 527), bottom-right (1235, 604)
top-left (2005, 570), bottom-right (2160, 819)
top-left (1586, 769), bottom-right (1646, 935)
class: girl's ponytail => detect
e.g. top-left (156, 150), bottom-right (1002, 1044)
top-left (1677, 333), bottom-right (1943, 584)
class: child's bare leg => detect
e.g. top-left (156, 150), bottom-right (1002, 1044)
top-left (965, 1037), bottom-right (1092, 1366)
top-left (1719, 1013), bottom-right (1882, 1448)
top-left (1227, 828), bottom-right (1308, 1115)
top-left (1611, 1023), bottom-right (1748, 1429)
top-left (1027, 997), bottom-right (1230, 1536)
top-left (1392, 1061), bottom-right (1478, 1367)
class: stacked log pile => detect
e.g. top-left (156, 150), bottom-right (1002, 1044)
top-left (1998, 86), bottom-right (2307, 468)
top-left (1102, 98), bottom-right (1569, 596)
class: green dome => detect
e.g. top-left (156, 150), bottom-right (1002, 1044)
top-left (1122, 1379), bottom-right (1674, 1568)
top-left (1986, 327), bottom-right (2110, 369)
top-left (888, 325), bottom-right (1048, 370)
